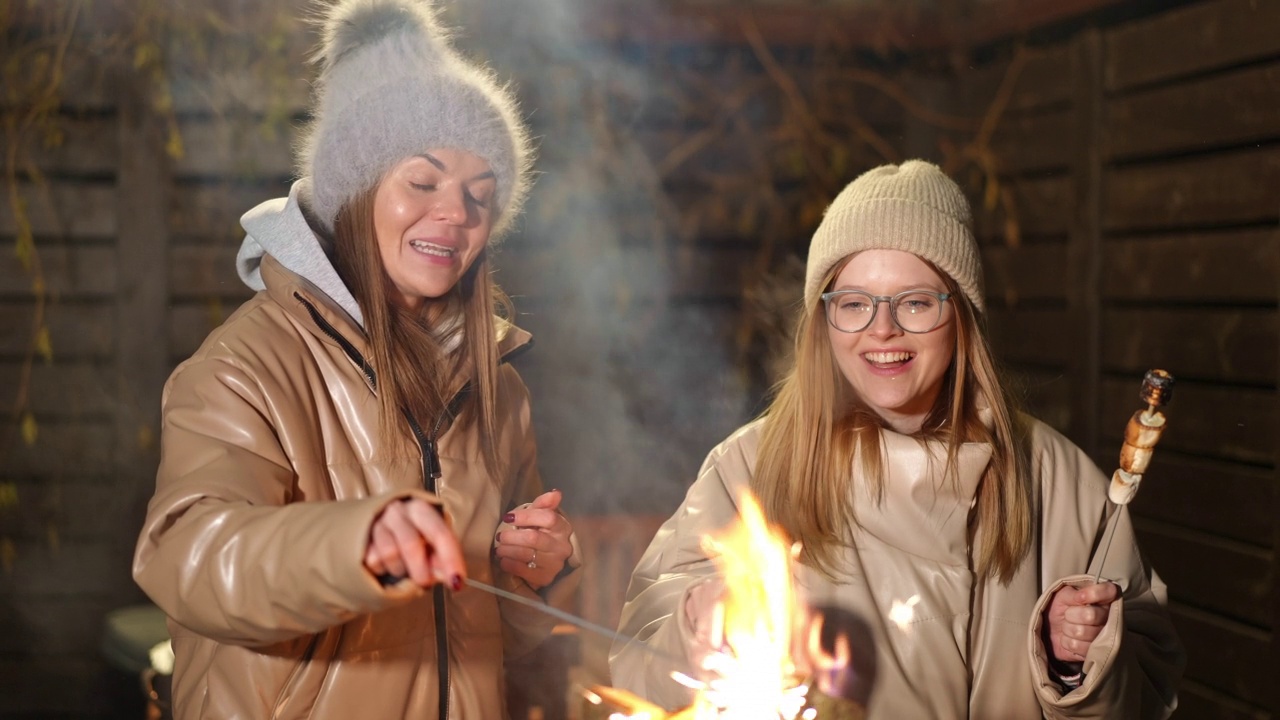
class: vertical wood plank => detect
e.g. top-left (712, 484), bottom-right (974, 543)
top-left (1067, 28), bottom-right (1103, 459)
top-left (1274, 208), bottom-right (1280, 717)
top-left (113, 66), bottom-right (169, 602)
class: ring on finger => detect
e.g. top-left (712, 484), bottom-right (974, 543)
top-left (527, 549), bottom-right (537, 570)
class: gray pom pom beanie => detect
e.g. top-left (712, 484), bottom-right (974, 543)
top-left (298, 0), bottom-right (534, 239)
top-left (803, 160), bottom-right (984, 314)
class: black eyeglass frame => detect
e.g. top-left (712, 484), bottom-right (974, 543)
top-left (819, 289), bottom-right (952, 334)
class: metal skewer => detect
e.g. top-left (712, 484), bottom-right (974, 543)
top-left (1092, 514), bottom-right (1121, 584)
top-left (463, 578), bottom-right (689, 669)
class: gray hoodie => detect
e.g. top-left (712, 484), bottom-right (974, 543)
top-left (236, 179), bottom-right (364, 328)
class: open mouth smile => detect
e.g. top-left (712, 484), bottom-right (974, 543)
top-left (409, 240), bottom-right (455, 258)
top-left (863, 351), bottom-right (915, 369)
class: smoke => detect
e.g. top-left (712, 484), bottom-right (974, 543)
top-left (455, 0), bottom-right (755, 516)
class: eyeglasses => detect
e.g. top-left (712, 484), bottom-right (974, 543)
top-left (820, 289), bottom-right (951, 334)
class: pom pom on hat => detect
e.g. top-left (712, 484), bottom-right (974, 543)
top-left (317, 0), bottom-right (451, 70)
top-left (297, 0), bottom-right (534, 239)
top-left (803, 160), bottom-right (984, 313)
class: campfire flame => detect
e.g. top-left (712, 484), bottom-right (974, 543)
top-left (692, 491), bottom-right (805, 718)
top-left (589, 491), bottom-right (862, 719)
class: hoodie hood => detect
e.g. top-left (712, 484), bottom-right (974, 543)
top-left (237, 179), bottom-right (365, 328)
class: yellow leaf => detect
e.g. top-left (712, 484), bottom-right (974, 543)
top-left (42, 125), bottom-right (65, 149)
top-left (20, 411), bottom-right (37, 447)
top-left (1004, 214), bottom-right (1021, 250)
top-left (13, 204), bottom-right (33, 272)
top-left (736, 201), bottom-right (759, 236)
top-left (831, 144), bottom-right (849, 179)
top-left (983, 176), bottom-right (1000, 212)
top-left (0, 481), bottom-right (17, 510)
top-left (137, 424), bottom-right (154, 450)
top-left (0, 537), bottom-right (14, 575)
top-left (165, 123), bottom-right (185, 161)
top-left (206, 297), bottom-right (225, 327)
top-left (1002, 187), bottom-right (1021, 249)
top-left (34, 325), bottom-right (52, 363)
top-left (14, 236), bottom-right (32, 272)
top-left (134, 43), bottom-right (157, 70)
top-left (152, 84), bottom-right (173, 115)
top-left (788, 147), bottom-right (806, 176)
top-left (29, 51), bottom-right (48, 79)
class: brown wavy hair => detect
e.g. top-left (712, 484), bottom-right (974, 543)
top-left (331, 184), bottom-right (512, 478)
top-left (750, 255), bottom-right (1033, 583)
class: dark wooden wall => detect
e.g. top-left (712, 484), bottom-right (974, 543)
top-left (0, 15), bottom-right (306, 714)
top-left (957, 0), bottom-right (1280, 716)
top-left (1, 56), bottom-right (154, 714)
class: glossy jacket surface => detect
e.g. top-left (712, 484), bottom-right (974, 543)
top-left (611, 417), bottom-right (1183, 719)
top-left (134, 255), bottom-right (579, 719)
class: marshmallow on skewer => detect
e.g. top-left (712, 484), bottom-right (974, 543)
top-left (1108, 370), bottom-right (1174, 505)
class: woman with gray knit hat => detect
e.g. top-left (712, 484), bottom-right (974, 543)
top-left (133, 1), bottom-right (580, 717)
top-left (612, 160), bottom-right (1183, 718)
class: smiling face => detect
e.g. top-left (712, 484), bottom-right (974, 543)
top-left (372, 148), bottom-right (497, 311)
top-left (826, 249), bottom-right (957, 433)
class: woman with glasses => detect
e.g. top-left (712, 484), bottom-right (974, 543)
top-left (610, 160), bottom-right (1183, 718)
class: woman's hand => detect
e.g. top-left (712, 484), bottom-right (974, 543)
top-left (364, 497), bottom-right (465, 590)
top-left (1044, 581), bottom-right (1120, 664)
top-left (493, 489), bottom-right (574, 590)
top-left (683, 576), bottom-right (726, 664)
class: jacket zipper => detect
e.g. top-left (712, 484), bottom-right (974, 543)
top-left (297, 294), bottom-right (465, 719)
top-left (296, 294), bottom-right (531, 719)
top-left (405, 411), bottom-right (453, 720)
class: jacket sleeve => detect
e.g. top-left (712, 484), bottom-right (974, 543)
top-left (1027, 431), bottom-right (1185, 719)
top-left (132, 355), bottom-right (428, 647)
top-left (608, 442), bottom-right (745, 711)
top-left (493, 367), bottom-right (584, 660)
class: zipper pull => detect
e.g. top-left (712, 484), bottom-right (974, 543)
top-left (426, 440), bottom-right (443, 482)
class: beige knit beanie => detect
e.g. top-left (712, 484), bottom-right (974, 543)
top-left (803, 160), bottom-right (984, 313)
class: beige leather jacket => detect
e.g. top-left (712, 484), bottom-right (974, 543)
top-left (611, 417), bottom-right (1183, 719)
top-left (134, 256), bottom-right (579, 719)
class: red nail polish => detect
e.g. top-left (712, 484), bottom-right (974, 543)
top-left (503, 513), bottom-right (516, 524)
top-left (451, 575), bottom-right (464, 591)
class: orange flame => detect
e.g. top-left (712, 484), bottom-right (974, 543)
top-left (693, 491), bottom-right (805, 717)
top-left (595, 491), bottom-right (859, 719)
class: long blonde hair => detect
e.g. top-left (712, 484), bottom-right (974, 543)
top-left (331, 184), bottom-right (512, 478)
top-left (750, 256), bottom-right (1032, 583)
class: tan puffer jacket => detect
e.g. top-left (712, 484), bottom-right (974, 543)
top-left (611, 417), bottom-right (1183, 719)
top-left (134, 255), bottom-right (579, 719)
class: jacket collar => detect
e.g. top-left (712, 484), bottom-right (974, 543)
top-left (259, 254), bottom-right (533, 378)
top-left (849, 412), bottom-right (995, 567)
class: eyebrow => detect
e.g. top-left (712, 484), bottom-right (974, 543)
top-left (418, 153), bottom-right (447, 170)
top-left (831, 284), bottom-right (943, 293)
top-left (416, 153), bottom-right (496, 183)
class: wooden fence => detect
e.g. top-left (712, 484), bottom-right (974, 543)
top-left (958, 1), bottom-right (1280, 715)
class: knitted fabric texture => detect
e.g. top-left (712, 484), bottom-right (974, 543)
top-left (803, 160), bottom-right (984, 313)
top-left (298, 0), bottom-right (533, 239)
